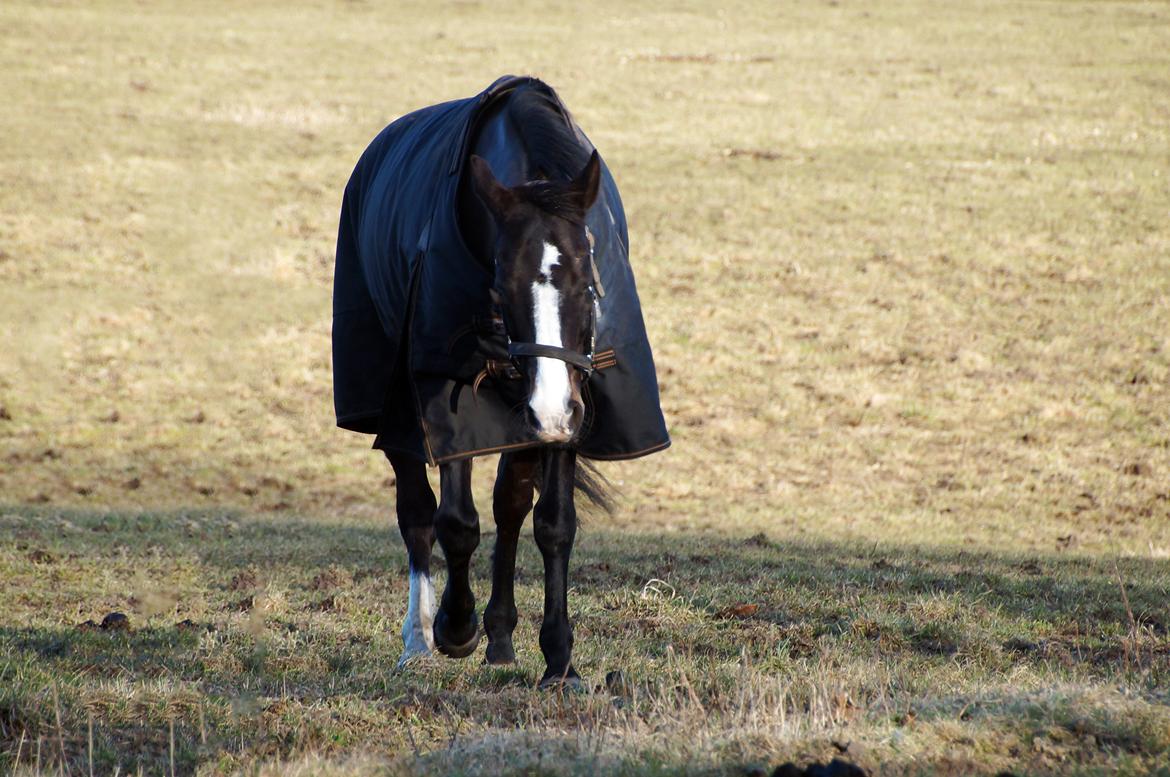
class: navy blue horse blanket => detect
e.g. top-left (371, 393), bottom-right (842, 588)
top-left (332, 76), bottom-right (670, 465)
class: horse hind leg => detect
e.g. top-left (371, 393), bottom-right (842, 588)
top-left (432, 459), bottom-right (482, 658)
top-left (386, 452), bottom-right (438, 668)
top-left (483, 449), bottom-right (539, 664)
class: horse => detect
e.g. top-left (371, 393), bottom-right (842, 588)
top-left (332, 76), bottom-right (669, 688)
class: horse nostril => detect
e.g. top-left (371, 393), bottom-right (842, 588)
top-left (568, 400), bottom-right (584, 428)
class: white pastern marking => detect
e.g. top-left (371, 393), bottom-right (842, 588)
top-left (399, 570), bottom-right (435, 666)
top-left (530, 242), bottom-right (573, 440)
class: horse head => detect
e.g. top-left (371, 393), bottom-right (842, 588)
top-left (469, 150), bottom-right (602, 444)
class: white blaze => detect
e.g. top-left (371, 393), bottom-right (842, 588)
top-left (530, 242), bottom-right (573, 440)
top-left (399, 571), bottom-right (435, 666)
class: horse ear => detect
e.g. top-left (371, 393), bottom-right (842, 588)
top-left (469, 155), bottom-right (516, 219)
top-left (573, 150), bottom-right (602, 211)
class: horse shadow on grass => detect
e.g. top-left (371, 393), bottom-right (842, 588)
top-left (3, 503), bottom-right (1168, 674)
top-left (4, 503), bottom-right (1169, 630)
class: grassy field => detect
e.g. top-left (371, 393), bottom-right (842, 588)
top-left (2, 0), bottom-right (1169, 774)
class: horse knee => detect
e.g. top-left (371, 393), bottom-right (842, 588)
top-left (533, 505), bottom-right (575, 556)
top-left (435, 503), bottom-right (480, 557)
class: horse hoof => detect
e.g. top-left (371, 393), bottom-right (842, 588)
top-left (436, 629), bottom-right (480, 658)
top-left (538, 667), bottom-right (583, 692)
top-left (396, 647), bottom-right (431, 670)
top-left (434, 611), bottom-right (481, 659)
top-left (484, 641), bottom-right (516, 665)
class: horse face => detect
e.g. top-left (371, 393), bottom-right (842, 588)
top-left (470, 152), bottom-right (601, 443)
top-left (500, 232), bottom-right (593, 442)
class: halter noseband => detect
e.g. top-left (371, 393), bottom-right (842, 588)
top-left (472, 294), bottom-right (596, 399)
top-left (507, 341), bottom-right (595, 372)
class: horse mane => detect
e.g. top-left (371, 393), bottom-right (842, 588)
top-left (505, 86), bottom-right (593, 223)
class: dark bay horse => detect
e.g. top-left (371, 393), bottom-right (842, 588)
top-left (332, 77), bottom-right (669, 688)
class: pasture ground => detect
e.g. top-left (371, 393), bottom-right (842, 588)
top-left (2, 0), bottom-right (1169, 774)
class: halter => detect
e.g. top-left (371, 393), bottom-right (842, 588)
top-left (472, 231), bottom-right (603, 397)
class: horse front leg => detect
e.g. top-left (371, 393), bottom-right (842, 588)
top-left (483, 449), bottom-right (539, 665)
top-left (533, 447), bottom-right (580, 689)
top-left (386, 452), bottom-right (438, 668)
top-left (433, 459), bottom-right (482, 658)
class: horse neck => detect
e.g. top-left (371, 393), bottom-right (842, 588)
top-left (456, 105), bottom-right (535, 269)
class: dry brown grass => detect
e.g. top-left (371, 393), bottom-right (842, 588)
top-left (2, 1), bottom-right (1168, 555)
top-left (2, 0), bottom-right (1170, 774)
